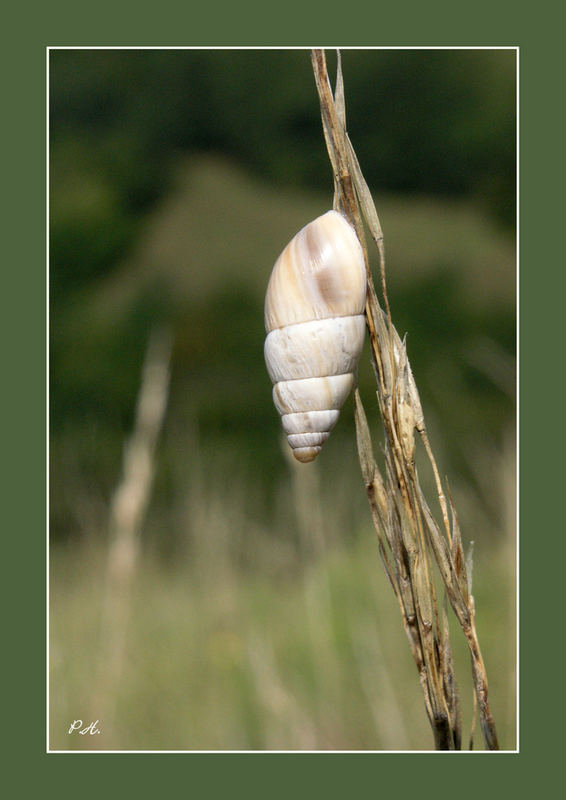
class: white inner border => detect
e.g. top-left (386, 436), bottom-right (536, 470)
top-left (46, 45), bottom-right (519, 755)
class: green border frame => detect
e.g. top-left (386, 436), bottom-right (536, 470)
top-left (8, 0), bottom-right (556, 792)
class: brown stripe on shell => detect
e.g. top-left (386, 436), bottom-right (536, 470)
top-left (264, 210), bottom-right (366, 332)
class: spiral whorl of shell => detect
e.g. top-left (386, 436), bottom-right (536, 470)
top-left (264, 210), bottom-right (367, 462)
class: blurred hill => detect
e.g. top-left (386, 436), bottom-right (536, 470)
top-left (50, 49), bottom-right (516, 297)
top-left (50, 152), bottom-right (515, 543)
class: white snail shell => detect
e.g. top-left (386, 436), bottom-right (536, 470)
top-left (264, 210), bottom-right (367, 462)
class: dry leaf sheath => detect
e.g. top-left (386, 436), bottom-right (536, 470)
top-left (310, 48), bottom-right (498, 751)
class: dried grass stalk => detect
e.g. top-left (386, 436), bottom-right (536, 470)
top-left (311, 48), bottom-right (498, 751)
top-left (92, 327), bottom-right (172, 741)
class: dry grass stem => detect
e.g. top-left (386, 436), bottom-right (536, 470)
top-left (92, 327), bottom-right (172, 740)
top-left (311, 48), bottom-right (499, 750)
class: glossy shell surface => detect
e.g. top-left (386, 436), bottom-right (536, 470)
top-left (264, 210), bottom-right (367, 462)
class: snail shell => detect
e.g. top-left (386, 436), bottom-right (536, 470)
top-left (264, 210), bottom-right (367, 462)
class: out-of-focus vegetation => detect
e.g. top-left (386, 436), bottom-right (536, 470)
top-left (51, 440), bottom-right (516, 750)
top-left (49, 49), bottom-right (516, 750)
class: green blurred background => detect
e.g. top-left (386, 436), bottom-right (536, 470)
top-left (49, 48), bottom-right (516, 750)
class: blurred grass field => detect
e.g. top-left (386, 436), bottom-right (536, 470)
top-left (50, 428), bottom-right (515, 751)
top-left (50, 155), bottom-right (515, 751)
